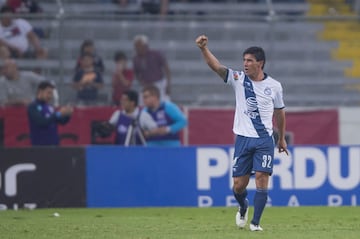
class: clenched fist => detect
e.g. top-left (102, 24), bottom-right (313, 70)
top-left (196, 35), bottom-right (208, 49)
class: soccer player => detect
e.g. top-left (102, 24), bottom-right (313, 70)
top-left (195, 35), bottom-right (288, 231)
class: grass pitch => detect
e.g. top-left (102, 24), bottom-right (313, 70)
top-left (0, 206), bottom-right (359, 239)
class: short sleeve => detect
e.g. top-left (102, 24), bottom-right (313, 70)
top-left (139, 110), bottom-right (157, 130)
top-left (226, 68), bottom-right (244, 87)
top-left (16, 19), bottom-right (33, 35)
top-left (109, 110), bottom-right (120, 125)
top-left (274, 83), bottom-right (285, 109)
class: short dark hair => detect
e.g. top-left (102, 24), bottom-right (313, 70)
top-left (123, 90), bottom-right (139, 106)
top-left (0, 5), bottom-right (14, 13)
top-left (243, 46), bottom-right (266, 69)
top-left (142, 85), bottom-right (160, 98)
top-left (37, 81), bottom-right (54, 91)
top-left (114, 51), bottom-right (127, 62)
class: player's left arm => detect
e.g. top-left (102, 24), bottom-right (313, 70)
top-left (274, 108), bottom-right (288, 155)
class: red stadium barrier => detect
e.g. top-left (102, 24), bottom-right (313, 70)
top-left (0, 106), bottom-right (338, 147)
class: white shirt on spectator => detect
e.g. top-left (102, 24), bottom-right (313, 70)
top-left (0, 19), bottom-right (32, 53)
top-left (0, 71), bottom-right (44, 106)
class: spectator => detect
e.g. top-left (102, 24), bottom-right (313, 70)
top-left (0, 5), bottom-right (47, 59)
top-left (6, 0), bottom-right (43, 14)
top-left (75, 39), bottom-right (105, 74)
top-left (72, 52), bottom-right (104, 106)
top-left (107, 89), bottom-right (157, 145)
top-left (140, 0), bottom-right (169, 15)
top-left (133, 34), bottom-right (171, 103)
top-left (27, 81), bottom-right (73, 146)
top-left (0, 59), bottom-right (45, 106)
top-left (112, 50), bottom-right (134, 106)
top-left (142, 85), bottom-right (187, 146)
top-left (112, 0), bottom-right (127, 7)
top-left (112, 0), bottom-right (168, 15)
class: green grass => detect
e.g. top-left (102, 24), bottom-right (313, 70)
top-left (0, 207), bottom-right (359, 239)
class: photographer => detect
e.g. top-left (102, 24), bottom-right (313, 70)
top-left (106, 89), bottom-right (156, 146)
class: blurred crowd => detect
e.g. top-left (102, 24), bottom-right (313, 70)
top-left (0, 1), bottom-right (47, 107)
top-left (0, 1), bottom-right (186, 147)
top-left (1, 0), bottom-right (360, 108)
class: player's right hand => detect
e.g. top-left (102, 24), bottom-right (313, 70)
top-left (196, 35), bottom-right (208, 49)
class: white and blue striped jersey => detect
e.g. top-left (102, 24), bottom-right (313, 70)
top-left (225, 68), bottom-right (285, 138)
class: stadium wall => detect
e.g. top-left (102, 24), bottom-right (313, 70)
top-left (0, 147), bottom-right (86, 210)
top-left (0, 145), bottom-right (359, 209)
top-left (0, 106), bottom-right (346, 146)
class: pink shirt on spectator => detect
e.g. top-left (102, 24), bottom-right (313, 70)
top-left (133, 49), bottom-right (167, 84)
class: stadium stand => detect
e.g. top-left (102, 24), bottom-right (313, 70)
top-left (13, 0), bottom-right (360, 107)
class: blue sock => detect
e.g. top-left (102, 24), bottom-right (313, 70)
top-left (251, 188), bottom-right (268, 225)
top-left (233, 189), bottom-right (248, 212)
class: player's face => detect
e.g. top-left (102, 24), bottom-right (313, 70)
top-left (243, 54), bottom-right (262, 77)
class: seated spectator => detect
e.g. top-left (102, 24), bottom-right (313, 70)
top-left (72, 52), bottom-right (104, 106)
top-left (112, 0), bottom-right (127, 7)
top-left (75, 39), bottom-right (104, 74)
top-left (142, 85), bottom-right (187, 146)
top-left (113, 0), bottom-right (169, 15)
top-left (112, 50), bottom-right (134, 106)
top-left (140, 0), bottom-right (169, 15)
top-left (6, 0), bottom-right (43, 14)
top-left (27, 81), bottom-right (73, 146)
top-left (0, 58), bottom-right (45, 106)
top-left (107, 89), bottom-right (157, 146)
top-left (0, 5), bottom-right (47, 59)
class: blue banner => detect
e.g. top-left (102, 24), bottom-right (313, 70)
top-left (86, 146), bottom-right (360, 207)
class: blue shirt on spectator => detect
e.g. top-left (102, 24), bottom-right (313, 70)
top-left (144, 101), bottom-right (187, 146)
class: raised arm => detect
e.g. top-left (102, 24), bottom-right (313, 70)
top-left (195, 35), bottom-right (228, 81)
